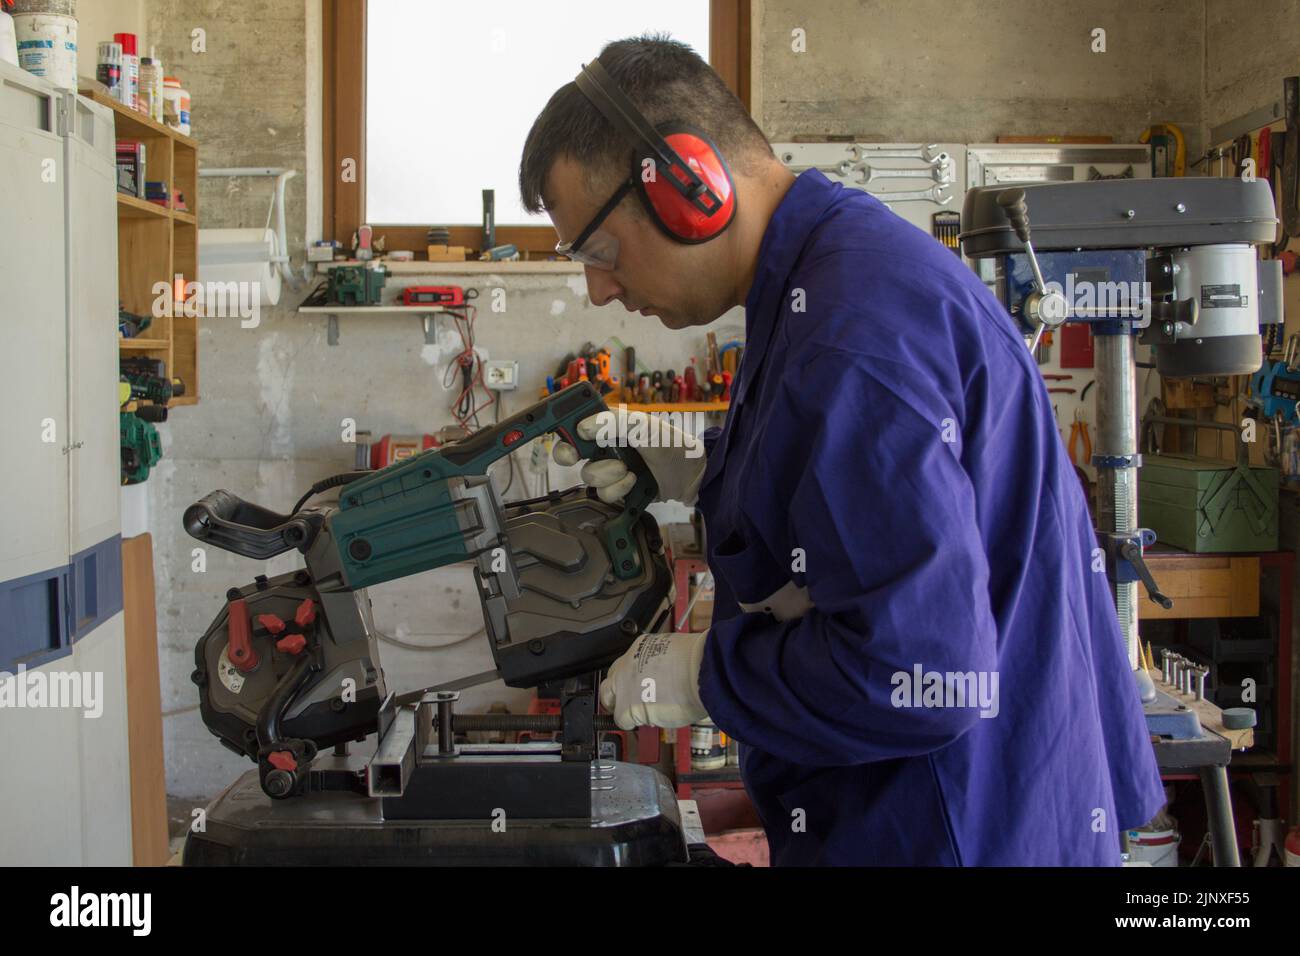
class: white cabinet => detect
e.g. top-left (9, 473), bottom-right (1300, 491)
top-left (0, 61), bottom-right (131, 866)
top-left (66, 92), bottom-right (121, 557)
top-left (0, 66), bottom-right (69, 587)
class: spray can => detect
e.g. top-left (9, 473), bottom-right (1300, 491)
top-left (114, 32), bottom-right (139, 112)
top-left (96, 41), bottom-right (122, 102)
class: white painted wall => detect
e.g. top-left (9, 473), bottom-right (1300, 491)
top-left (76, 0), bottom-right (148, 66)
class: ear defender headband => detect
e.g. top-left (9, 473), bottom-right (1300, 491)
top-left (574, 59), bottom-right (736, 244)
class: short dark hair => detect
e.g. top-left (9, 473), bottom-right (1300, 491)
top-left (519, 34), bottom-right (773, 214)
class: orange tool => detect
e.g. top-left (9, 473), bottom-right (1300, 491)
top-left (1069, 408), bottom-right (1092, 466)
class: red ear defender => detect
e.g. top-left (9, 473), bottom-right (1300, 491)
top-left (637, 127), bottom-right (736, 243)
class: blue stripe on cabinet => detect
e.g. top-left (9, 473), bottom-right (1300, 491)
top-left (0, 534), bottom-right (124, 671)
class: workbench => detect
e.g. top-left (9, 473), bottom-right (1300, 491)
top-left (1141, 547), bottom-right (1294, 864)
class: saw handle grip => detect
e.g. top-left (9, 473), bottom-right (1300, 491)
top-left (184, 490), bottom-right (319, 559)
top-left (437, 382), bottom-right (658, 507)
top-left (440, 383), bottom-right (658, 578)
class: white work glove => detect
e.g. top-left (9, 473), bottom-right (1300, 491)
top-left (600, 632), bottom-right (709, 730)
top-left (552, 411), bottom-right (706, 505)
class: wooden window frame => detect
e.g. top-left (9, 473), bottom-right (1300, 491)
top-left (322, 0), bottom-right (750, 258)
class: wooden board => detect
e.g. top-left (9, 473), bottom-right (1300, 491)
top-left (121, 534), bottom-right (169, 866)
top-left (1146, 668), bottom-right (1255, 750)
top-left (1138, 554), bottom-right (1260, 620)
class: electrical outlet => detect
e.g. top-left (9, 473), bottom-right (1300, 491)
top-left (484, 360), bottom-right (519, 390)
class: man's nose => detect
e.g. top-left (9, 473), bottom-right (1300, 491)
top-left (584, 266), bottom-right (623, 307)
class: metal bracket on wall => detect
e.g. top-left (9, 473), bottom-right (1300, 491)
top-left (1209, 101), bottom-right (1285, 152)
top-left (297, 306), bottom-right (448, 347)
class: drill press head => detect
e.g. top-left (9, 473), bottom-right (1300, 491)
top-left (961, 177), bottom-right (1280, 377)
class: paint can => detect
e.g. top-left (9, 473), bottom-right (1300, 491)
top-left (96, 41), bottom-right (122, 102)
top-left (0, 12), bottom-right (17, 69)
top-left (10, 0), bottom-right (76, 13)
top-left (12, 7), bottom-right (78, 90)
top-left (1126, 826), bottom-right (1180, 867)
top-left (690, 719), bottom-right (727, 771)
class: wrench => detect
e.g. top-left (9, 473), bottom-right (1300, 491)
top-left (855, 162), bottom-right (951, 186)
top-left (874, 184), bottom-right (953, 205)
top-left (850, 143), bottom-right (947, 165)
top-left (779, 156), bottom-right (855, 178)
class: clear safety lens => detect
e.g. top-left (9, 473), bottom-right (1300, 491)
top-left (557, 229), bottom-right (619, 270)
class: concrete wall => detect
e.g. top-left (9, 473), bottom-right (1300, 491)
top-left (752, 0), bottom-right (1205, 159)
top-left (1204, 0), bottom-right (1300, 133)
top-left (138, 1), bottom-right (735, 798)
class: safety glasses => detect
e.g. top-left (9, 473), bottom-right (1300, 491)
top-left (555, 179), bottom-right (635, 270)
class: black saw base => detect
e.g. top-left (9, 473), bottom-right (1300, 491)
top-left (182, 755), bottom-right (690, 867)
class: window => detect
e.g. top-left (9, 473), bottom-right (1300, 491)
top-left (324, 0), bottom-right (751, 256)
top-left (367, 1), bottom-right (710, 226)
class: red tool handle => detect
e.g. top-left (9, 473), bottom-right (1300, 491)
top-left (226, 596), bottom-right (260, 672)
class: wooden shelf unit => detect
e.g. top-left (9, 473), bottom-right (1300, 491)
top-left (82, 88), bottom-right (200, 407)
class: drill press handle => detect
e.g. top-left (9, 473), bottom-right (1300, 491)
top-left (996, 188), bottom-right (1033, 245)
top-left (996, 187), bottom-right (1069, 347)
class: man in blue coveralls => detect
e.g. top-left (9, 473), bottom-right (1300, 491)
top-left (519, 36), bottom-right (1165, 865)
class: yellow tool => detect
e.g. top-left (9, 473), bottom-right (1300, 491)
top-left (1140, 124), bottom-right (1186, 177)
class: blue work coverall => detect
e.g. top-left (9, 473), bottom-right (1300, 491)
top-left (694, 169), bottom-right (1166, 866)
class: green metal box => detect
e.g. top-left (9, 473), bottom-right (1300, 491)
top-left (1138, 454), bottom-right (1278, 553)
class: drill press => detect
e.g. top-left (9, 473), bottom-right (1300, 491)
top-left (962, 176), bottom-right (1281, 865)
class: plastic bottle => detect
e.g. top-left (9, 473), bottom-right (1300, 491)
top-left (163, 76), bottom-right (190, 136)
top-left (140, 48), bottom-right (164, 123)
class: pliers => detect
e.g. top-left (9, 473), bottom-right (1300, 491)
top-left (1068, 408), bottom-right (1092, 466)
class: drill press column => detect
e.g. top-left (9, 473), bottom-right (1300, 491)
top-left (1093, 330), bottom-right (1146, 683)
